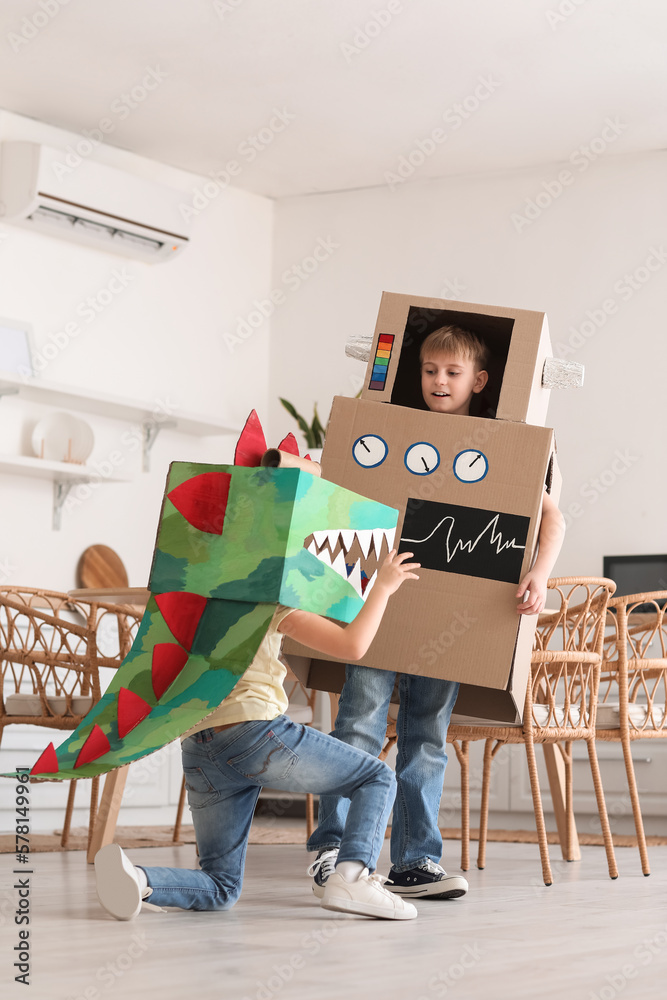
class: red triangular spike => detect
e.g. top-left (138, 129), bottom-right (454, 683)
top-left (117, 688), bottom-right (153, 738)
top-left (304, 453), bottom-right (312, 461)
top-left (234, 409), bottom-right (267, 467)
top-left (75, 725), bottom-right (111, 768)
top-left (277, 432), bottom-right (299, 456)
top-left (152, 643), bottom-right (190, 700)
top-left (168, 472), bottom-right (231, 534)
top-left (31, 742), bottom-right (59, 776)
top-left (155, 592), bottom-right (207, 650)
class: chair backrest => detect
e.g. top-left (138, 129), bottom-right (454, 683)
top-left (535, 577), bottom-right (617, 658)
top-left (0, 587), bottom-right (141, 734)
top-left (528, 578), bottom-right (616, 731)
top-left (600, 590), bottom-right (667, 734)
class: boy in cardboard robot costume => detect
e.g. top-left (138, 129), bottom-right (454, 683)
top-left (286, 292), bottom-right (575, 899)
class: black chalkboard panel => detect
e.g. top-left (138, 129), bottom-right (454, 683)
top-left (399, 498), bottom-right (529, 584)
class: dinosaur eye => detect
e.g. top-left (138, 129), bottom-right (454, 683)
top-left (404, 442), bottom-right (440, 476)
top-left (352, 435), bottom-right (388, 468)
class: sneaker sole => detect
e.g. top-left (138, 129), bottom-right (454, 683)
top-left (95, 844), bottom-right (142, 920)
top-left (387, 880), bottom-right (468, 900)
top-left (320, 895), bottom-right (417, 920)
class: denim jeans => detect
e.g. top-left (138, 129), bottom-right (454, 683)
top-left (308, 665), bottom-right (459, 872)
top-left (138, 715), bottom-right (395, 910)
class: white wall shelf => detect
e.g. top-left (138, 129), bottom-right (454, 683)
top-left (0, 372), bottom-right (241, 528)
top-left (0, 371), bottom-right (238, 435)
top-left (0, 453), bottom-right (131, 530)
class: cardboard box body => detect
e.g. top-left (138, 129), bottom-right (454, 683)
top-left (284, 292), bottom-right (561, 724)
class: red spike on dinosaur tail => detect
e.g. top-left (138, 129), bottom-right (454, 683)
top-left (117, 688), bottom-right (153, 738)
top-left (31, 742), bottom-right (59, 776)
top-left (234, 409), bottom-right (267, 467)
top-left (152, 643), bottom-right (190, 700)
top-left (75, 725), bottom-right (111, 768)
top-left (154, 592), bottom-right (207, 650)
top-left (277, 432), bottom-right (300, 456)
top-left (168, 472), bottom-right (231, 534)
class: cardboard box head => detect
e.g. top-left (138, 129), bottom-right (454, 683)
top-left (362, 291), bottom-right (553, 426)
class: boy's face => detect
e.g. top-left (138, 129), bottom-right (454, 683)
top-left (421, 351), bottom-right (488, 415)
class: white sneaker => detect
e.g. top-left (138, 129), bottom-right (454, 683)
top-left (94, 844), bottom-right (148, 920)
top-left (321, 869), bottom-right (418, 920)
top-left (307, 848), bottom-right (339, 898)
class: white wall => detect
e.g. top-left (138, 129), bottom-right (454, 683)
top-left (269, 150), bottom-right (667, 577)
top-left (0, 109), bottom-right (274, 591)
top-left (0, 110), bottom-right (275, 830)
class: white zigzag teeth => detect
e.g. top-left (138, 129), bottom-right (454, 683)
top-left (384, 526), bottom-right (396, 550)
top-left (372, 528), bottom-right (386, 557)
top-left (340, 529), bottom-right (355, 552)
top-left (313, 530), bottom-right (329, 550)
top-left (307, 538), bottom-right (317, 554)
top-left (347, 560), bottom-right (363, 597)
top-left (357, 529), bottom-right (373, 559)
top-left (316, 546), bottom-right (332, 567)
top-left (364, 570), bottom-right (378, 597)
top-left (331, 549), bottom-right (347, 578)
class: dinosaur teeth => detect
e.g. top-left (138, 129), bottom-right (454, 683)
top-left (304, 525), bottom-right (396, 603)
top-left (331, 549), bottom-right (347, 578)
top-left (357, 529), bottom-right (373, 559)
top-left (347, 560), bottom-right (363, 598)
top-left (313, 530), bottom-right (329, 551)
top-left (364, 570), bottom-right (378, 598)
top-left (340, 529), bottom-right (355, 553)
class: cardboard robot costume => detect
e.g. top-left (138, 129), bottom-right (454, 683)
top-left (286, 292), bottom-right (582, 724)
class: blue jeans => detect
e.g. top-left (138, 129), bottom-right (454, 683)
top-left (308, 665), bottom-right (459, 872)
top-left (139, 716), bottom-right (395, 910)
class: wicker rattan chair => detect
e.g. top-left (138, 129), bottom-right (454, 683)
top-left (447, 577), bottom-right (618, 886)
top-left (596, 590), bottom-right (667, 876)
top-left (0, 587), bottom-right (141, 849)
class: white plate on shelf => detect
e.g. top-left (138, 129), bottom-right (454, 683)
top-left (32, 411), bottom-right (94, 464)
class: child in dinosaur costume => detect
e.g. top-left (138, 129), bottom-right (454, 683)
top-left (21, 412), bottom-right (420, 921)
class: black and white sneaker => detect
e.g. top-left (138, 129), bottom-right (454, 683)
top-left (307, 848), bottom-right (339, 898)
top-left (386, 859), bottom-right (468, 899)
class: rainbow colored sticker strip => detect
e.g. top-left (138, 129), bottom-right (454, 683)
top-left (368, 334), bottom-right (394, 391)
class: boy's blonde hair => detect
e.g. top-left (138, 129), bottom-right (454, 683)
top-left (420, 325), bottom-right (489, 371)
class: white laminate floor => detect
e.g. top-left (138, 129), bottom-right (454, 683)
top-left (1, 838), bottom-right (666, 1000)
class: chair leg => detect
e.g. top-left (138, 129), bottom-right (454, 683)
top-left (586, 738), bottom-right (619, 880)
top-left (459, 741), bottom-right (470, 871)
top-left (61, 780), bottom-right (77, 848)
top-left (619, 734), bottom-right (650, 876)
top-left (305, 792), bottom-right (315, 839)
top-left (172, 774), bottom-right (187, 843)
top-left (477, 740), bottom-right (495, 870)
top-left (562, 742), bottom-right (575, 861)
top-left (524, 737), bottom-right (553, 886)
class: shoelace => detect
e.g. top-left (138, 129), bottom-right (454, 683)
top-left (306, 849), bottom-right (339, 879)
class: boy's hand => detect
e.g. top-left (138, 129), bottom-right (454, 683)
top-left (516, 571), bottom-right (548, 615)
top-left (374, 549), bottom-right (420, 597)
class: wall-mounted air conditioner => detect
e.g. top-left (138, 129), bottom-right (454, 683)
top-left (0, 142), bottom-right (191, 263)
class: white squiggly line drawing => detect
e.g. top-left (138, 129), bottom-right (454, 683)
top-left (401, 513), bottom-right (525, 562)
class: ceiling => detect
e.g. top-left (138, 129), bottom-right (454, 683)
top-left (0, 0), bottom-right (665, 199)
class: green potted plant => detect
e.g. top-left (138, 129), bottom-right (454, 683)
top-left (279, 398), bottom-right (326, 457)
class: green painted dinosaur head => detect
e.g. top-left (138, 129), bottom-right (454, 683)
top-left (23, 411), bottom-right (398, 780)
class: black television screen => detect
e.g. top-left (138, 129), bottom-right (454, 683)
top-left (603, 554), bottom-right (667, 611)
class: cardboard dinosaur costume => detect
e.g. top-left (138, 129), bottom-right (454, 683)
top-left (24, 412), bottom-right (398, 781)
top-left (286, 292), bottom-right (581, 724)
